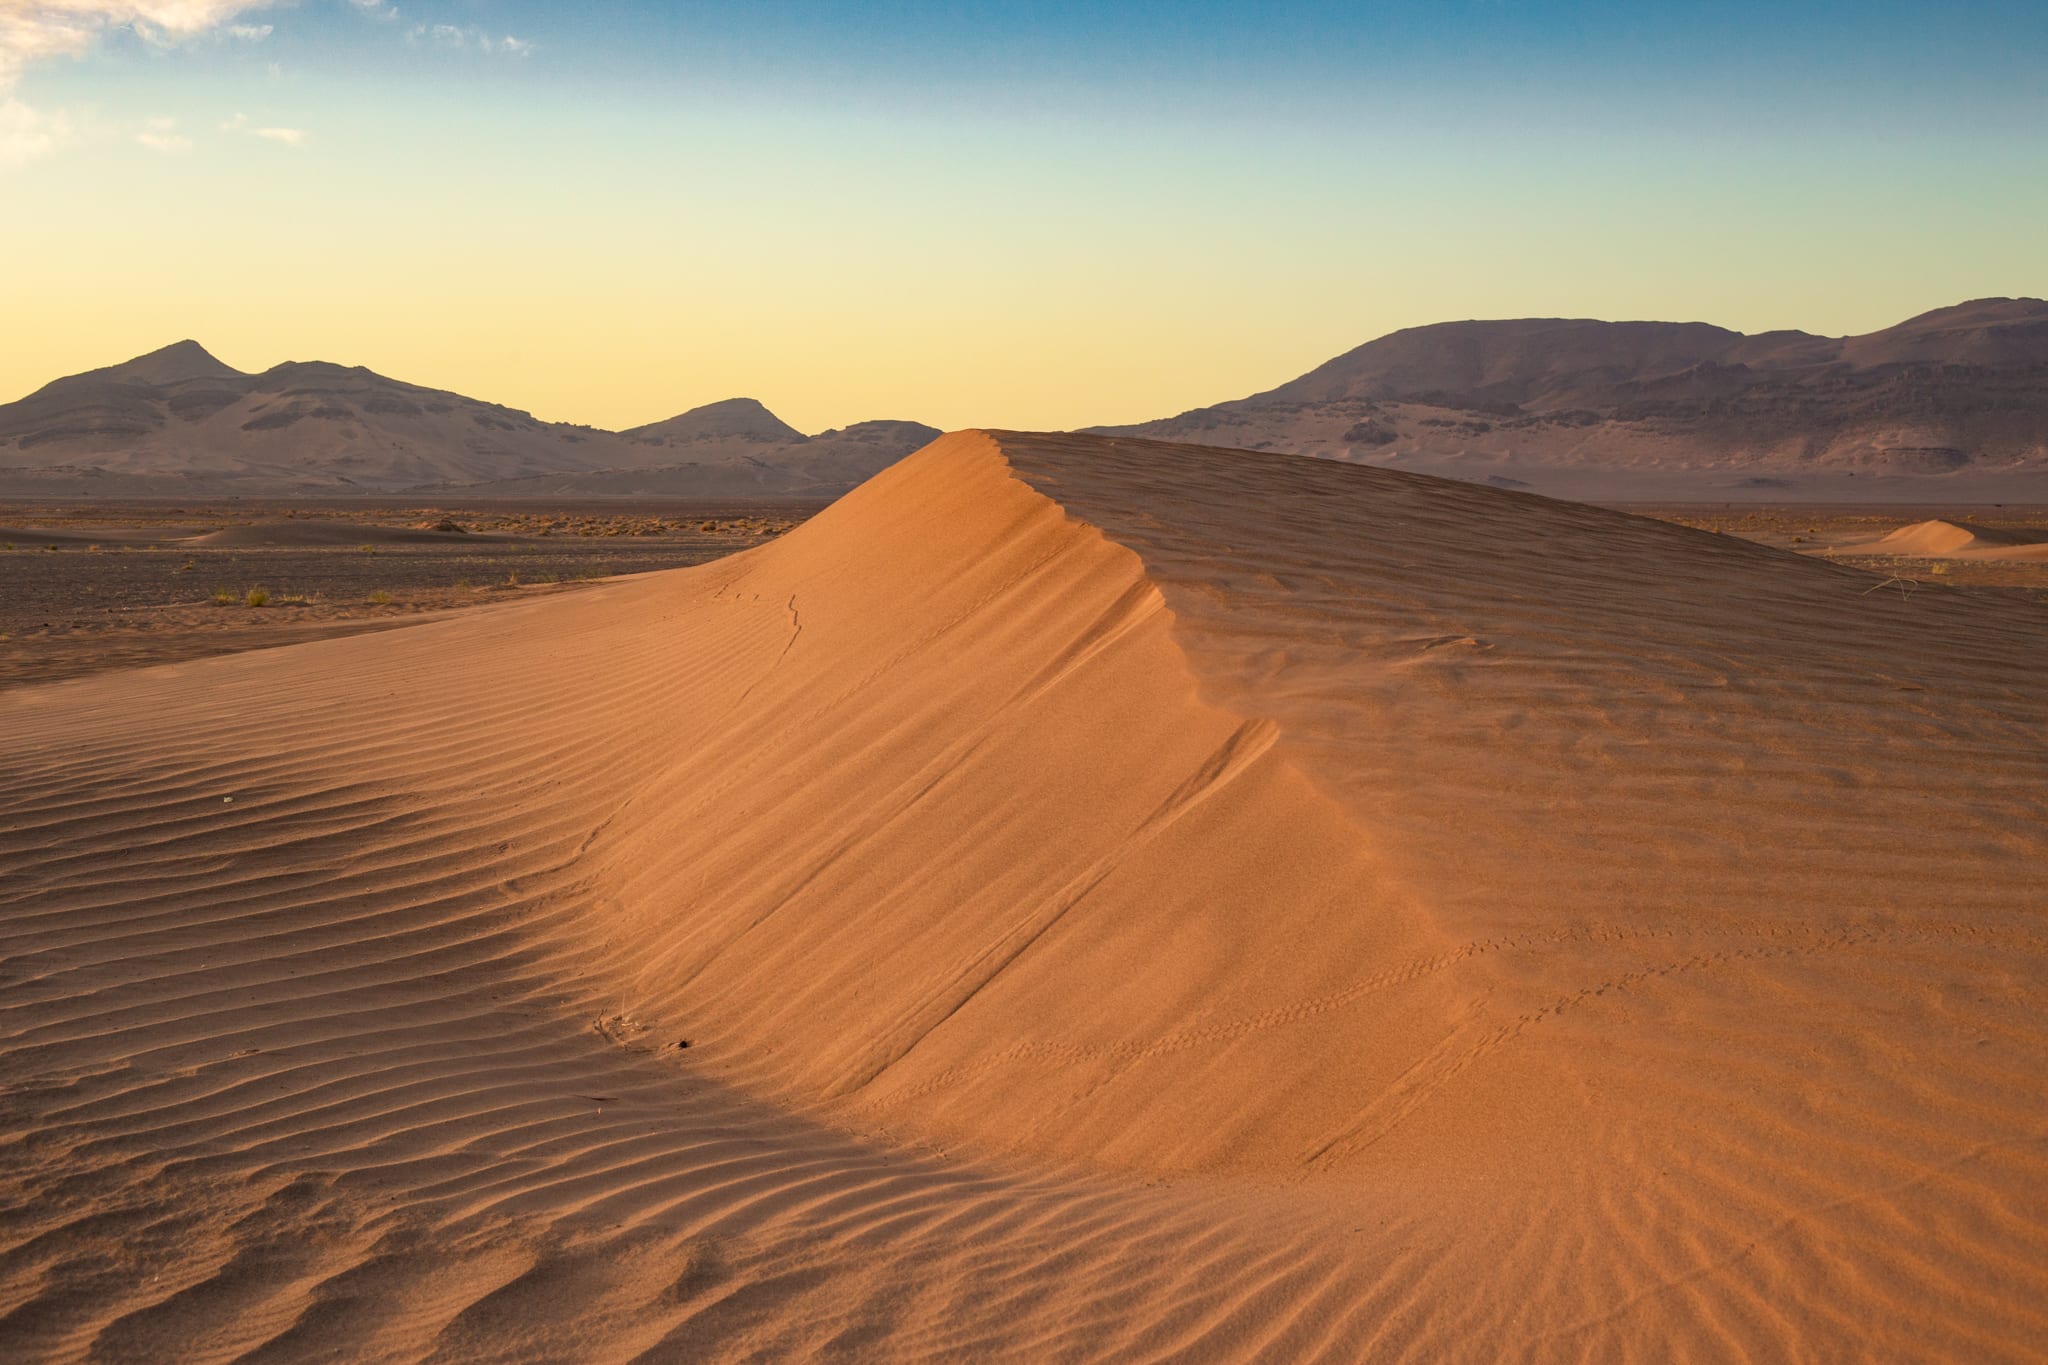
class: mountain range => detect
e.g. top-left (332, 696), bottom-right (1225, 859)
top-left (6, 297), bottom-right (2046, 500)
top-left (1093, 297), bottom-right (2048, 499)
top-left (0, 341), bottom-right (938, 498)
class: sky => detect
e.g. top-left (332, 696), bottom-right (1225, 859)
top-left (2, 1), bottom-right (2045, 433)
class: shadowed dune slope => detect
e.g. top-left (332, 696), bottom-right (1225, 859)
top-left (4, 431), bottom-right (2047, 1361)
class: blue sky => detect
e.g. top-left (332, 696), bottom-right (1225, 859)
top-left (3, 2), bottom-right (2044, 430)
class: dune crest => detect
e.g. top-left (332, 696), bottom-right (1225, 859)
top-left (5, 431), bottom-right (2046, 1359)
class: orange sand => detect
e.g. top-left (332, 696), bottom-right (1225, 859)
top-left (3, 431), bottom-right (2045, 1360)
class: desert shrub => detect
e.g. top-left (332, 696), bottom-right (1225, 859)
top-left (367, 589), bottom-right (394, 605)
top-left (245, 588), bottom-right (271, 608)
top-left (1343, 420), bottom-right (1399, 446)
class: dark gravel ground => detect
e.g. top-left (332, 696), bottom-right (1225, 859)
top-left (0, 499), bottom-right (825, 687)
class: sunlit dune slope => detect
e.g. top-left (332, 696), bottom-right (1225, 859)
top-left (4, 430), bottom-right (2046, 1361)
top-left (589, 433), bottom-right (2048, 1175)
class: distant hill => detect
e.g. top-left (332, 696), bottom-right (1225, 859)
top-left (21, 301), bottom-right (2048, 502)
top-left (0, 343), bottom-right (936, 498)
top-left (623, 397), bottom-right (807, 448)
top-left (441, 418), bottom-right (943, 498)
top-left (1094, 299), bottom-right (2048, 499)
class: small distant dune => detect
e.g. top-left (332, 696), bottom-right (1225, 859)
top-left (1840, 517), bottom-right (2048, 560)
top-left (185, 519), bottom-right (513, 547)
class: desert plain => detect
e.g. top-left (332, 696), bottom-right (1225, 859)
top-left (1, 429), bottom-right (2045, 1361)
top-left (0, 500), bottom-right (813, 689)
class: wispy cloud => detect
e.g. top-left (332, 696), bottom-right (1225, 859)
top-left (0, 3), bottom-right (280, 164)
top-left (134, 112), bottom-right (190, 152)
top-left (221, 110), bottom-right (304, 145)
top-left (0, 94), bottom-right (68, 165)
top-left (226, 23), bottom-right (272, 41)
top-left (409, 23), bottom-right (535, 57)
top-left (350, 0), bottom-right (399, 20)
top-left (0, 3), bottom-right (280, 84)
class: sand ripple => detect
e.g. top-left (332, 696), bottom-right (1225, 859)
top-left (4, 431), bottom-right (2046, 1360)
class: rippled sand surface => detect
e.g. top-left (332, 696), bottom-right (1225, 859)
top-left (5, 431), bottom-right (2045, 1360)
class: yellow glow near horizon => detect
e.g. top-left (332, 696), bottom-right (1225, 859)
top-left (5, 67), bottom-right (2045, 436)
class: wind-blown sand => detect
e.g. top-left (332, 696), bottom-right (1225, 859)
top-left (4, 431), bottom-right (2045, 1360)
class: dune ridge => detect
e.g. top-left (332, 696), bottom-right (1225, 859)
top-left (5, 431), bottom-right (2047, 1360)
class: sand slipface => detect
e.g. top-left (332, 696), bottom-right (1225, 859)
top-left (3, 430), bottom-right (2046, 1360)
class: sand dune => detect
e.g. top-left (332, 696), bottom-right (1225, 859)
top-left (4, 431), bottom-right (2046, 1360)
top-left (1839, 517), bottom-right (2048, 561)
